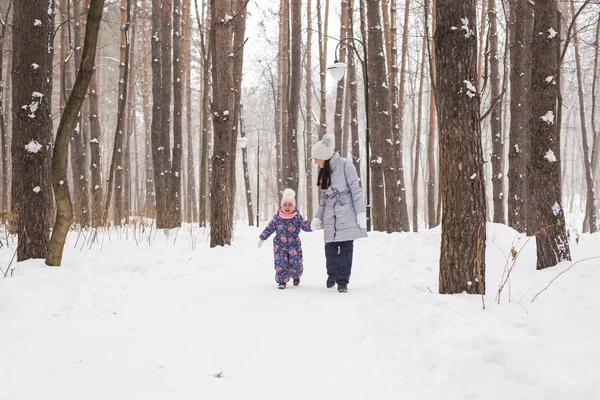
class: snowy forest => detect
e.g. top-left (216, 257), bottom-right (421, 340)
top-left (1, 0), bottom-right (599, 398)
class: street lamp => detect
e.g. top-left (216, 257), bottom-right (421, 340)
top-left (327, 37), bottom-right (371, 231)
top-left (244, 125), bottom-right (261, 227)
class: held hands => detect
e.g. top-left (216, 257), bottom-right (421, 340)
top-left (310, 218), bottom-right (322, 231)
top-left (257, 238), bottom-right (264, 248)
top-left (357, 212), bottom-right (367, 229)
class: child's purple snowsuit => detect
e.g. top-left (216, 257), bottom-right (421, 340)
top-left (259, 210), bottom-right (312, 284)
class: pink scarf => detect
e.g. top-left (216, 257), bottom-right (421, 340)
top-left (278, 210), bottom-right (298, 220)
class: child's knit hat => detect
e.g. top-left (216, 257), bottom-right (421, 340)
top-left (312, 134), bottom-right (335, 161)
top-left (281, 188), bottom-right (296, 208)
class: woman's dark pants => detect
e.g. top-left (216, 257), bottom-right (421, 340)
top-left (324, 240), bottom-right (354, 285)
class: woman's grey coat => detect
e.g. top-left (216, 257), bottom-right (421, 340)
top-left (315, 152), bottom-right (368, 243)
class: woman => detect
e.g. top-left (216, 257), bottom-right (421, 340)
top-left (310, 134), bottom-right (367, 293)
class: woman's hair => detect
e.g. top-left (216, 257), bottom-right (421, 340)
top-left (317, 159), bottom-right (331, 190)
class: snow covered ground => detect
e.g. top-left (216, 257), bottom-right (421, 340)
top-left (1, 221), bottom-right (599, 399)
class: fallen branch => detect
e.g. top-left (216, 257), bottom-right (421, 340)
top-left (531, 256), bottom-right (600, 303)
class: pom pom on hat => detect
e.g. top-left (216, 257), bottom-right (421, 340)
top-left (312, 134), bottom-right (335, 161)
top-left (281, 188), bottom-right (296, 208)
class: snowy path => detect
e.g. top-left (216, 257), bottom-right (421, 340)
top-left (1, 224), bottom-right (599, 399)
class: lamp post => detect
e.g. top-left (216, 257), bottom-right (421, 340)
top-left (327, 37), bottom-right (371, 231)
top-left (244, 125), bottom-right (261, 227)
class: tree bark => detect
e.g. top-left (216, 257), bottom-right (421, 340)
top-left (183, 0), bottom-right (197, 223)
top-left (413, 31), bottom-right (427, 232)
top-left (435, 0), bottom-right (487, 294)
top-left (426, 0), bottom-right (438, 228)
top-left (305, 0), bottom-right (314, 218)
top-left (0, 2), bottom-right (11, 217)
top-left (209, 0), bottom-right (235, 246)
top-left (151, 0), bottom-right (166, 227)
top-left (286, 0), bottom-right (301, 193)
top-left (47, 0), bottom-right (104, 266)
top-left (317, 0), bottom-right (329, 138)
top-left (488, 0), bottom-right (505, 224)
top-left (12, 0), bottom-right (55, 261)
top-left (334, 0), bottom-right (348, 150)
top-left (508, 0), bottom-right (533, 233)
top-left (172, 0), bottom-right (183, 227)
top-left (528, 0), bottom-right (571, 270)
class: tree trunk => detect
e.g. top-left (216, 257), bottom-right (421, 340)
top-left (305, 0), bottom-right (314, 218)
top-left (47, 0), bottom-right (104, 266)
top-left (141, 0), bottom-right (155, 219)
top-left (103, 0), bottom-right (131, 226)
top-left (508, 0), bottom-right (533, 233)
top-left (413, 31), bottom-right (427, 232)
top-left (88, 41), bottom-right (103, 227)
top-left (392, 0), bottom-right (411, 232)
top-left (435, 0), bottom-right (487, 294)
top-left (172, 0), bottom-right (183, 227)
top-left (161, 0), bottom-right (174, 227)
top-left (12, 0), bottom-right (55, 261)
top-left (365, 0), bottom-right (398, 232)
top-left (0, 2), bottom-right (11, 217)
top-left (240, 111), bottom-right (253, 225)
top-left (348, 0), bottom-right (360, 178)
top-left (71, 0), bottom-right (91, 228)
top-left (425, 0), bottom-right (438, 228)
top-left (209, 0), bottom-right (235, 246)
top-left (488, 0), bottom-right (504, 224)
top-left (528, 0), bottom-right (571, 270)
top-left (317, 0), bottom-right (329, 138)
top-left (570, 0), bottom-right (597, 233)
top-left (183, 0), bottom-right (197, 223)
top-left (286, 0), bottom-right (301, 193)
top-left (333, 0), bottom-right (348, 150)
top-left (151, 0), bottom-right (166, 227)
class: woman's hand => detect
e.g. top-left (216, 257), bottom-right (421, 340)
top-left (310, 218), bottom-right (322, 231)
top-left (356, 212), bottom-right (367, 229)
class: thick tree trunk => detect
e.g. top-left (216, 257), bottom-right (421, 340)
top-left (488, 0), bottom-right (505, 224)
top-left (141, 0), bottom-right (155, 219)
top-left (151, 0), bottom-right (166, 227)
top-left (47, 0), bottom-right (104, 266)
top-left (508, 0), bottom-right (533, 233)
top-left (365, 0), bottom-right (398, 232)
top-left (88, 42), bottom-right (103, 227)
top-left (12, 0), bottom-right (55, 261)
top-left (209, 0), bottom-right (235, 246)
top-left (435, 0), bottom-right (487, 294)
top-left (348, 0), bottom-right (360, 178)
top-left (528, 0), bottom-right (571, 270)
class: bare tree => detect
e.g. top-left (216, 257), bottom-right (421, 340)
top-left (209, 0), bottom-right (235, 246)
top-left (285, 0), bottom-right (301, 192)
top-left (304, 0), bottom-right (315, 217)
top-left (47, 0), bottom-right (105, 266)
top-left (508, 0), bottom-right (533, 233)
top-left (425, 0), bottom-right (438, 228)
top-left (435, 0), bottom-right (487, 294)
top-left (334, 0), bottom-right (348, 149)
top-left (317, 0), bottom-right (329, 138)
top-left (11, 0), bottom-right (55, 260)
top-left (528, 0), bottom-right (571, 270)
top-left (413, 31), bottom-right (427, 232)
top-left (183, 0), bottom-right (197, 223)
top-left (140, 0), bottom-right (155, 219)
top-left (0, 1), bottom-right (11, 217)
top-left (488, 0), bottom-right (504, 224)
top-left (172, 0), bottom-right (183, 227)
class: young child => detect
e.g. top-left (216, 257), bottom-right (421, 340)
top-left (258, 188), bottom-right (312, 289)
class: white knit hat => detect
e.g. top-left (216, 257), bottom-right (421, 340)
top-left (312, 134), bottom-right (335, 160)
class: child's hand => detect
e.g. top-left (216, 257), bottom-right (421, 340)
top-left (310, 218), bottom-right (322, 231)
top-left (257, 239), bottom-right (264, 248)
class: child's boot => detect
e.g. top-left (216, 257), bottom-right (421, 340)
top-left (293, 277), bottom-right (300, 286)
top-left (278, 282), bottom-right (286, 289)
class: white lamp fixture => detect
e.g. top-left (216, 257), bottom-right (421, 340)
top-left (327, 61), bottom-right (348, 82)
top-left (238, 136), bottom-right (249, 149)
